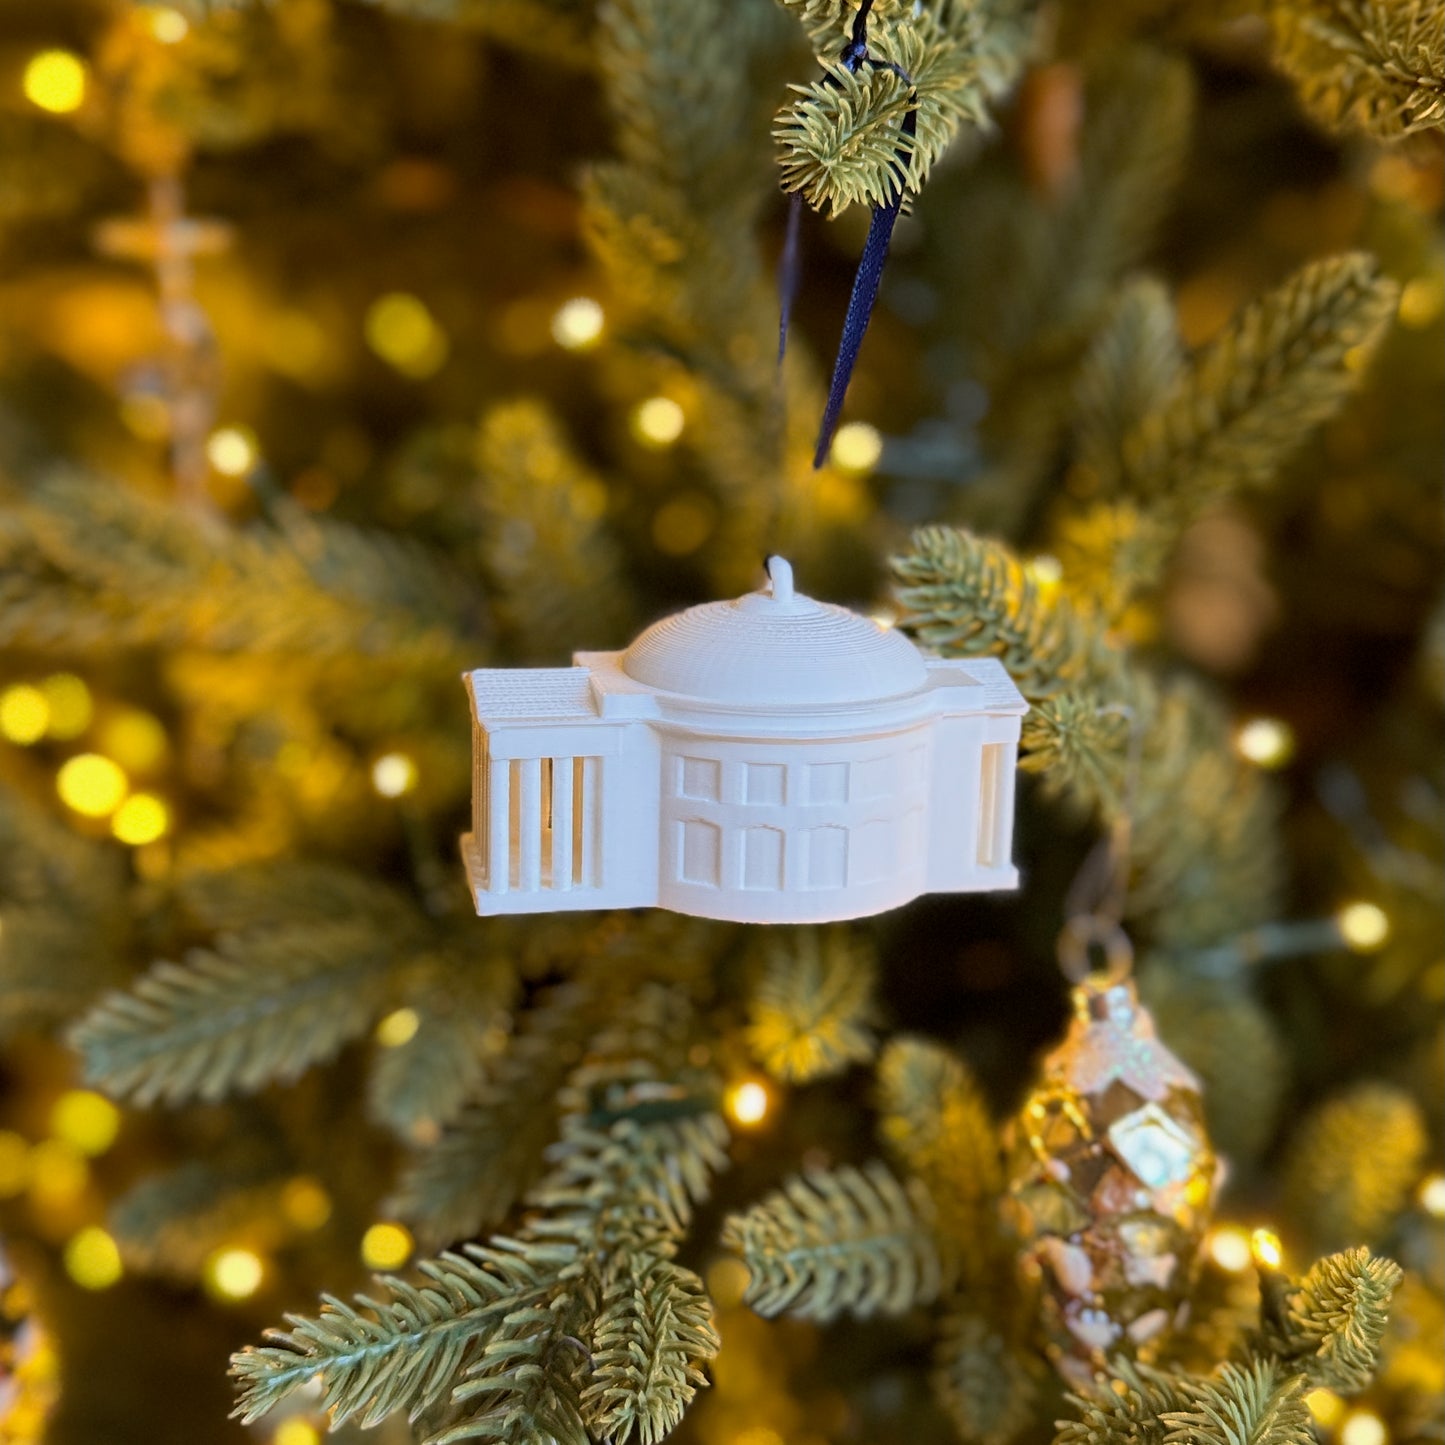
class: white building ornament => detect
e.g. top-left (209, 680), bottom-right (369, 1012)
top-left (461, 557), bottom-right (1026, 924)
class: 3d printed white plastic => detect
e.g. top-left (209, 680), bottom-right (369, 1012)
top-left (461, 557), bottom-right (1027, 923)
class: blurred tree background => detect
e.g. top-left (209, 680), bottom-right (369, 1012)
top-left (0, 1), bottom-right (1440, 1444)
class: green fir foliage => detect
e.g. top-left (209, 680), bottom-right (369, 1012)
top-left (721, 1161), bottom-right (948, 1322)
top-left (1117, 255), bottom-right (1399, 518)
top-left (1159, 1360), bottom-right (1311, 1445)
top-left (0, 789), bottom-right (131, 1035)
top-left (745, 925), bottom-right (878, 1083)
top-left (235, 1046), bottom-right (728, 1440)
top-left (775, 1), bottom-right (1001, 215)
top-left (1278, 1248), bottom-right (1406, 1393)
top-left (69, 863), bottom-right (434, 1105)
top-left (933, 1312), bottom-right (1038, 1445)
top-left (1272, 2), bottom-right (1445, 140)
top-left (474, 400), bottom-right (635, 661)
top-left (875, 1036), bottom-right (1002, 1265)
top-left (892, 526), bottom-right (1282, 948)
top-left (1281, 1084), bottom-right (1428, 1254)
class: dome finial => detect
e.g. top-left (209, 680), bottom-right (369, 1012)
top-left (765, 555), bottom-right (794, 604)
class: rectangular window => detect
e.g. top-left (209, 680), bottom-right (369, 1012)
top-left (680, 819), bottom-right (721, 886)
top-left (680, 756), bottom-right (721, 800)
top-left (742, 826), bottom-right (784, 890)
top-left (806, 761), bottom-right (847, 805)
top-left (977, 743), bottom-right (1005, 867)
top-left (744, 762), bottom-right (785, 805)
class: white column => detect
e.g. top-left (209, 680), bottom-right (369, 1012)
top-left (519, 759), bottom-right (543, 892)
top-left (579, 756), bottom-right (597, 887)
top-left (551, 757), bottom-right (574, 891)
top-left (487, 758), bottom-right (510, 893)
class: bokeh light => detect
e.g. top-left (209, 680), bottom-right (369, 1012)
top-left (1340, 1412), bottom-right (1387, 1445)
top-left (1308, 1390), bottom-right (1347, 1430)
top-left (49, 1091), bottom-right (121, 1157)
top-left (1337, 901), bottom-right (1390, 952)
top-left (0, 685), bottom-right (49, 744)
top-left (28, 1139), bottom-right (89, 1209)
top-left (725, 1079), bottom-right (771, 1128)
top-left (281, 1176), bottom-right (333, 1232)
top-left (1206, 1225), bottom-right (1252, 1273)
top-left (273, 1422), bottom-right (321, 1445)
top-left (631, 396), bottom-right (686, 448)
top-left (40, 674), bottom-right (93, 739)
top-left (371, 753), bottom-right (418, 798)
top-left (1419, 1173), bottom-right (1445, 1218)
top-left (364, 293), bottom-right (448, 378)
top-left (100, 709), bottom-right (168, 772)
top-left (375, 1008), bottom-right (420, 1048)
top-left (550, 297), bottom-right (604, 350)
top-left (0, 1131), bottom-right (31, 1198)
top-left (204, 1247), bottom-right (265, 1302)
top-left (111, 793), bottom-right (170, 845)
top-left (206, 426), bottom-right (258, 477)
top-left (1235, 717), bottom-right (1296, 769)
top-left (1397, 274), bottom-right (1444, 329)
top-left (146, 7), bottom-right (190, 43)
top-left (64, 1227), bottom-right (122, 1290)
top-left (829, 421), bottom-right (882, 473)
top-left (56, 754), bottom-right (127, 817)
top-left (361, 1221), bottom-right (414, 1271)
top-left (651, 496), bottom-right (715, 556)
top-left (705, 1256), bottom-right (751, 1309)
top-left (1027, 554), bottom-right (1064, 588)
top-left (23, 50), bottom-right (87, 114)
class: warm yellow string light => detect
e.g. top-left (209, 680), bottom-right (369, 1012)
top-left (361, 1221), bottom-right (414, 1270)
top-left (550, 297), bottom-right (605, 350)
top-left (23, 51), bottom-right (87, 114)
top-left (1337, 901), bottom-right (1389, 952)
top-left (724, 1079), bottom-right (772, 1128)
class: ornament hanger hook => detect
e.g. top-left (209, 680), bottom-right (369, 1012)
top-left (1057, 913), bottom-right (1134, 985)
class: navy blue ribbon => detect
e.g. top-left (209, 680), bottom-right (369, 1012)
top-left (776, 1), bottom-right (918, 468)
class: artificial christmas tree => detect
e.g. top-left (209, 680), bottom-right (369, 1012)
top-left (0, 2), bottom-right (1440, 1444)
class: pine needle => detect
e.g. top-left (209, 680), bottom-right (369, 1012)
top-left (1122, 255), bottom-right (1399, 515)
top-left (1160, 1360), bottom-right (1311, 1445)
top-left (1282, 1248), bottom-right (1405, 1393)
top-left (388, 982), bottom-right (597, 1248)
top-left (230, 1241), bottom-right (566, 1428)
top-left (580, 1253), bottom-right (720, 1445)
top-left (934, 1313), bottom-right (1038, 1445)
top-left (70, 922), bottom-right (400, 1106)
top-left (1282, 1083), bottom-right (1427, 1253)
top-left (876, 1036), bottom-right (1002, 1268)
top-left (722, 1161), bottom-right (948, 1322)
top-left (1272, 1), bottom-right (1445, 140)
top-left (745, 926), bottom-right (878, 1083)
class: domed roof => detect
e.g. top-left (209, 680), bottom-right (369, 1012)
top-left (621, 558), bottom-right (929, 707)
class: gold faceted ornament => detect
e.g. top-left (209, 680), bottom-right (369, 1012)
top-left (1003, 966), bottom-right (1220, 1388)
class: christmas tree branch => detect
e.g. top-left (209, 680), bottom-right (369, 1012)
top-left (1119, 254), bottom-right (1399, 513)
top-left (745, 925), bottom-right (878, 1083)
top-left (775, 3), bottom-right (997, 216)
top-left (722, 1161), bottom-right (949, 1322)
top-left (0, 469), bottom-right (480, 666)
top-left (892, 527), bottom-right (1283, 948)
top-left (876, 1037), bottom-right (1002, 1270)
top-left (475, 399), bottom-right (635, 662)
top-left (1271, 1), bottom-right (1445, 140)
